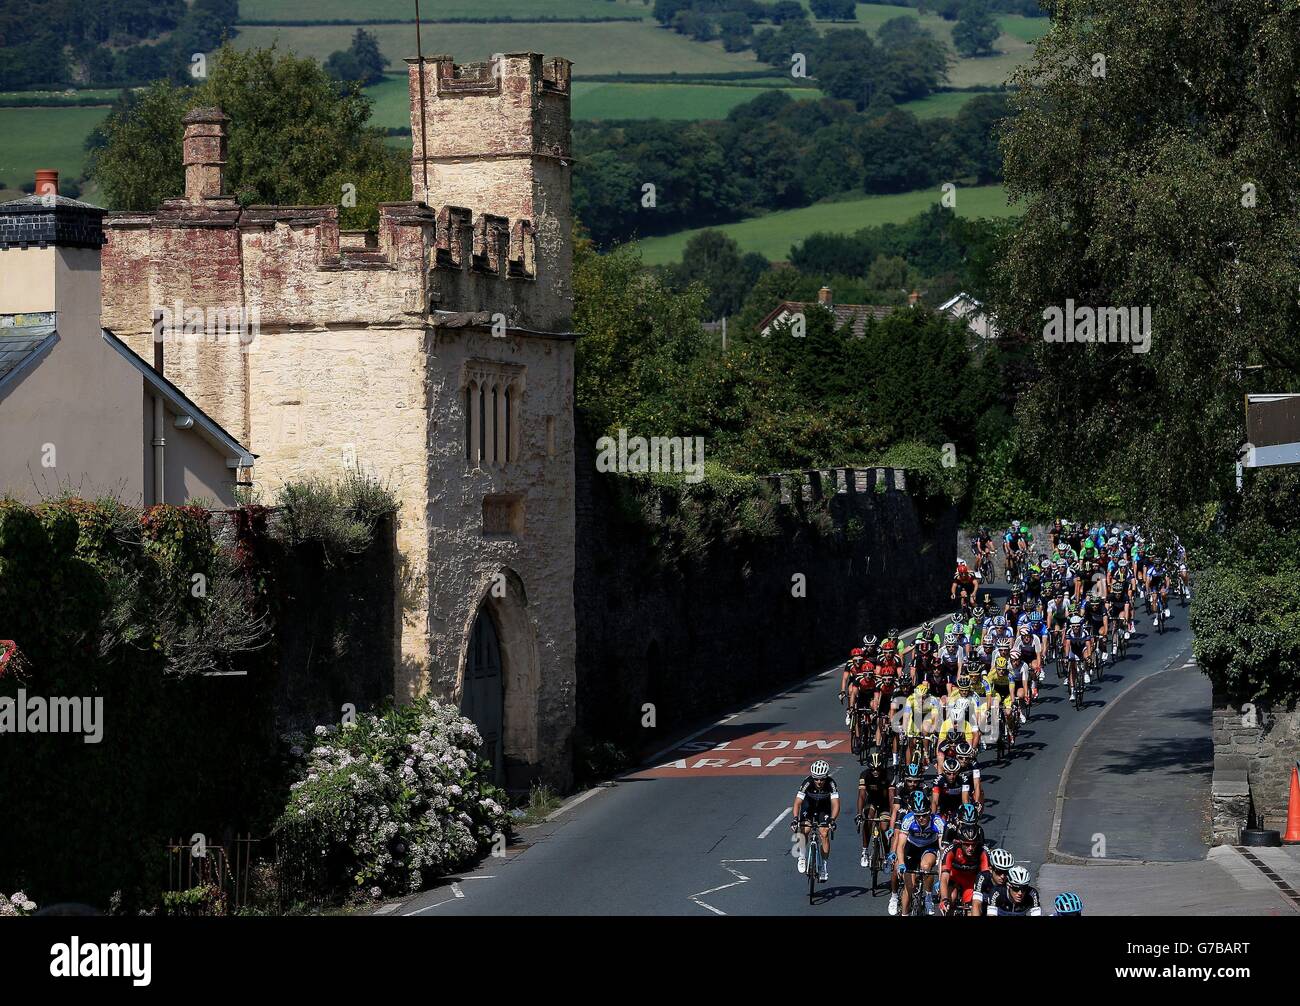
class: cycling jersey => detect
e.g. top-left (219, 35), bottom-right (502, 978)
top-left (942, 846), bottom-right (990, 881)
top-left (858, 766), bottom-right (891, 805)
top-left (795, 777), bottom-right (838, 819)
top-left (933, 774), bottom-right (969, 814)
top-left (899, 811), bottom-right (945, 848)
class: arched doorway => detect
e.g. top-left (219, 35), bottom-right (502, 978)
top-left (462, 608), bottom-right (505, 786)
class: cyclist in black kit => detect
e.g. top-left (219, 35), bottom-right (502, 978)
top-left (792, 759), bottom-right (839, 882)
top-left (985, 865), bottom-right (1042, 915)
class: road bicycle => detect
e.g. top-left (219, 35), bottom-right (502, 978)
top-left (858, 810), bottom-right (891, 893)
top-left (796, 818), bottom-right (836, 903)
top-left (1066, 652), bottom-right (1086, 711)
top-left (902, 866), bottom-right (939, 917)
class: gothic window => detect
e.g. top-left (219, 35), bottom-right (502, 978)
top-left (462, 361), bottom-right (525, 467)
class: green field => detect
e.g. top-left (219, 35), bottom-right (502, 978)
top-left (897, 89), bottom-right (983, 119)
top-left (365, 73), bottom-right (820, 125)
top-left (239, 0), bottom-right (652, 20)
top-left (632, 184), bottom-right (1019, 265)
top-left (234, 21), bottom-right (759, 76)
top-left (997, 13), bottom-right (1052, 43)
top-left (572, 81), bottom-right (822, 119)
top-left (0, 106), bottom-right (111, 195)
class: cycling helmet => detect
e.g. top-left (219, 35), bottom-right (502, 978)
top-left (988, 848), bottom-right (1014, 871)
top-left (1018, 624), bottom-right (1031, 636)
top-left (881, 638), bottom-right (897, 653)
top-left (956, 674), bottom-right (973, 695)
top-left (973, 605), bottom-right (986, 619)
top-left (942, 757), bottom-right (960, 775)
top-left (995, 615), bottom-right (1007, 627)
top-left (943, 631), bottom-right (958, 646)
top-left (906, 761), bottom-right (923, 781)
top-left (957, 559), bottom-right (968, 570)
top-left (955, 741), bottom-right (974, 760)
top-left (1054, 891), bottom-right (1083, 915)
top-left (867, 749), bottom-right (885, 770)
top-left (957, 802), bottom-right (979, 824)
top-left (810, 760), bottom-right (831, 779)
top-left (958, 822), bottom-right (983, 845)
top-left (850, 647), bottom-right (863, 658)
top-left (862, 634), bottom-right (878, 648)
top-left (1070, 615), bottom-right (1083, 626)
top-left (1007, 865), bottom-right (1031, 888)
top-left (909, 790), bottom-right (929, 815)
top-left (952, 611), bottom-right (963, 624)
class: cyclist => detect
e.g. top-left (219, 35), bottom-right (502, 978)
top-left (972, 526), bottom-right (996, 577)
top-left (953, 740), bottom-right (984, 810)
top-left (1012, 624), bottom-right (1042, 704)
top-left (1083, 586), bottom-right (1109, 664)
top-left (938, 632), bottom-right (965, 697)
top-left (932, 756), bottom-right (971, 820)
top-left (902, 680), bottom-right (941, 767)
top-left (911, 631), bottom-right (944, 696)
top-left (1063, 615), bottom-right (1092, 703)
top-left (940, 675), bottom-right (982, 754)
top-left (839, 646), bottom-right (868, 727)
top-left (939, 822), bottom-right (990, 916)
top-left (857, 749), bottom-right (893, 868)
top-left (891, 789), bottom-right (945, 916)
top-left (1146, 553), bottom-right (1172, 624)
top-left (972, 847), bottom-right (1015, 917)
top-left (1107, 557), bottom-right (1135, 639)
top-left (951, 559), bottom-right (980, 608)
top-left (793, 760), bottom-right (839, 881)
top-left (985, 865), bottom-right (1042, 915)
top-left (874, 642), bottom-right (904, 756)
top-left (1053, 891), bottom-right (1084, 916)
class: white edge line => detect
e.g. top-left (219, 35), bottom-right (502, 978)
top-left (758, 808), bottom-right (788, 839)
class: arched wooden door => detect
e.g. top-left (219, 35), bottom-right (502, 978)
top-left (463, 608), bottom-right (505, 786)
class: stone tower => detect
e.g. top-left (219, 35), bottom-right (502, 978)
top-left (407, 53), bottom-right (573, 331)
top-left (99, 54), bottom-right (579, 789)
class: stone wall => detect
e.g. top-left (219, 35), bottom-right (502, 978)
top-left (1211, 689), bottom-right (1300, 841)
top-left (574, 440), bottom-right (957, 760)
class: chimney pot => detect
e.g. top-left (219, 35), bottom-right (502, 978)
top-left (34, 168), bottom-right (58, 198)
top-left (818, 285), bottom-right (832, 306)
top-left (908, 289), bottom-right (921, 306)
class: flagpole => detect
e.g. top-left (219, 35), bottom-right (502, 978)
top-left (414, 0), bottom-right (430, 202)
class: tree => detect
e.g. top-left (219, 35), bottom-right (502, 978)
top-left (86, 45), bottom-right (409, 229)
top-left (667, 230), bottom-right (770, 320)
top-left (992, 0), bottom-right (1300, 516)
top-left (718, 12), bottom-right (753, 51)
top-left (770, 1), bottom-right (810, 24)
top-left (813, 28), bottom-right (882, 109)
top-left (951, 1), bottom-right (1000, 58)
top-left (325, 28), bottom-right (388, 86)
top-left (810, 0), bottom-right (858, 20)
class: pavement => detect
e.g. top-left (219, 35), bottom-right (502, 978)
top-left (374, 591), bottom-right (1299, 917)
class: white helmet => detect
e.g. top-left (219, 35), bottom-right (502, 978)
top-left (1008, 865), bottom-right (1031, 886)
top-left (810, 760), bottom-right (831, 779)
top-left (988, 848), bottom-right (1014, 870)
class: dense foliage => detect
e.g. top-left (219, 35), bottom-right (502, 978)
top-left (86, 45), bottom-right (410, 228)
top-left (0, 478), bottom-right (401, 910)
top-left (574, 89), bottom-right (1010, 247)
top-left (0, 0), bottom-right (239, 89)
top-left (574, 238), bottom-right (1005, 480)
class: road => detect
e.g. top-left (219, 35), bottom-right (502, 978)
top-left (393, 590), bottom-right (1200, 916)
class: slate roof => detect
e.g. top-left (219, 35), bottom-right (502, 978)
top-left (0, 315), bottom-right (58, 392)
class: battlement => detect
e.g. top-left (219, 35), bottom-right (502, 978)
top-left (417, 52), bottom-right (571, 97)
top-left (101, 196), bottom-right (556, 334)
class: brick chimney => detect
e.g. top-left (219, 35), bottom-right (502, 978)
top-left (182, 107), bottom-right (229, 203)
top-left (818, 285), bottom-right (832, 306)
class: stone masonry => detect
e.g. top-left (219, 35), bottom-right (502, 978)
top-left (1211, 690), bottom-right (1300, 842)
top-left (99, 54), bottom-right (578, 787)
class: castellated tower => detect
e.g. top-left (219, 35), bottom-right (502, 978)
top-left (408, 53), bottom-right (573, 332)
top-left (98, 55), bottom-right (579, 790)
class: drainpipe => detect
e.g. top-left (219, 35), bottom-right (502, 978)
top-left (152, 340), bottom-right (165, 505)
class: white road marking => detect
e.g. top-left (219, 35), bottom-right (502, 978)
top-left (451, 883), bottom-right (465, 899)
top-left (688, 860), bottom-right (767, 916)
top-left (543, 784), bottom-right (605, 822)
top-left (758, 808), bottom-right (788, 839)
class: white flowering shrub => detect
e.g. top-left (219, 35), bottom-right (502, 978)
top-left (276, 696), bottom-right (509, 898)
top-left (0, 892), bottom-right (36, 916)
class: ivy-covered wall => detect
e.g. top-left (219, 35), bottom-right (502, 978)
top-left (0, 490), bottom-right (396, 909)
top-left (573, 437), bottom-right (957, 776)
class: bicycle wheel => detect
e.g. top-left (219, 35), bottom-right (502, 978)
top-left (808, 839), bottom-right (818, 903)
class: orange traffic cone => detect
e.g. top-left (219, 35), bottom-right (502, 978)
top-left (1285, 761), bottom-right (1300, 844)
